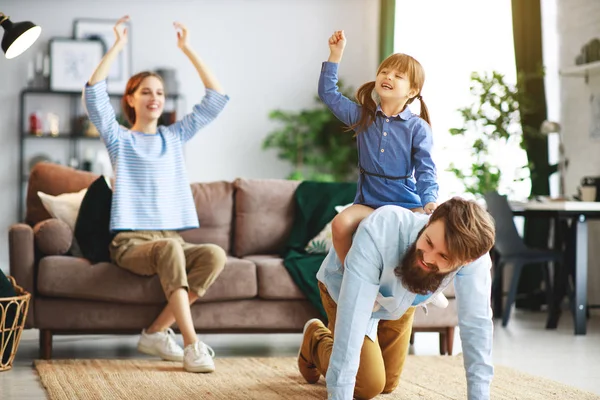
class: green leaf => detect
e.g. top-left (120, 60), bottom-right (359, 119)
top-left (263, 80), bottom-right (358, 182)
top-left (447, 69), bottom-right (537, 197)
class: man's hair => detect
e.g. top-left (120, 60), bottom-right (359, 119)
top-left (429, 197), bottom-right (495, 265)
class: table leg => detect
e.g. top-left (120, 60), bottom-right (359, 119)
top-left (574, 215), bottom-right (588, 335)
top-left (492, 251), bottom-right (503, 317)
top-left (546, 218), bottom-right (568, 329)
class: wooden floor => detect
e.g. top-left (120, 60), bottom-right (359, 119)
top-left (2, 310), bottom-right (600, 399)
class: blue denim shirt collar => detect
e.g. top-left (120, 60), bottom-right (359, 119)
top-left (376, 104), bottom-right (413, 121)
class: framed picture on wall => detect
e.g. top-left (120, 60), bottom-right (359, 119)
top-left (73, 18), bottom-right (132, 94)
top-left (49, 38), bottom-right (104, 92)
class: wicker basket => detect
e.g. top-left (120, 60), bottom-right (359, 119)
top-left (0, 276), bottom-right (31, 371)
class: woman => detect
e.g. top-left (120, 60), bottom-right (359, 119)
top-left (84, 16), bottom-right (229, 373)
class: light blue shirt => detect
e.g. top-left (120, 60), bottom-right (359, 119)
top-left (412, 292), bottom-right (432, 306)
top-left (84, 80), bottom-right (229, 231)
top-left (316, 206), bottom-right (493, 400)
top-left (318, 62), bottom-right (438, 209)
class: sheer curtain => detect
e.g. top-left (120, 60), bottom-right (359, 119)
top-left (394, 0), bottom-right (531, 201)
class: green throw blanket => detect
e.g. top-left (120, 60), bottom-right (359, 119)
top-left (282, 181), bottom-right (357, 319)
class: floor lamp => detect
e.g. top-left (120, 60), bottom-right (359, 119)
top-left (0, 12), bottom-right (41, 59)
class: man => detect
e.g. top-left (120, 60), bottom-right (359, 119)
top-left (298, 197), bottom-right (495, 400)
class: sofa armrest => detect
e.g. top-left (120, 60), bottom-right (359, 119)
top-left (33, 218), bottom-right (73, 255)
top-left (9, 223), bottom-right (35, 328)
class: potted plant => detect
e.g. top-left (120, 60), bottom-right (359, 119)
top-left (262, 81), bottom-right (358, 182)
top-left (448, 71), bottom-right (542, 197)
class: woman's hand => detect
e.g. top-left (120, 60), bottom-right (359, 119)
top-left (174, 22), bottom-right (190, 50)
top-left (113, 16), bottom-right (130, 49)
top-left (88, 15), bottom-right (129, 85)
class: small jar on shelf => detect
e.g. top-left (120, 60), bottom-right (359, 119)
top-left (28, 112), bottom-right (43, 136)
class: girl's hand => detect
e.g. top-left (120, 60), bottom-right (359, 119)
top-left (328, 30), bottom-right (346, 55)
top-left (174, 22), bottom-right (189, 50)
top-left (113, 16), bottom-right (129, 49)
top-left (424, 202), bottom-right (438, 215)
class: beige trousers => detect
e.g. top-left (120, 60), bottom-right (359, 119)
top-left (109, 230), bottom-right (226, 299)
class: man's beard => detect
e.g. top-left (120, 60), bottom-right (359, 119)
top-left (395, 240), bottom-right (450, 295)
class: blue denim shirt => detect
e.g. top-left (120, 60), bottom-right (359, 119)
top-left (318, 62), bottom-right (438, 209)
top-left (316, 206), bottom-right (494, 400)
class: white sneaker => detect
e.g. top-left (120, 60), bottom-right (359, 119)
top-left (137, 328), bottom-right (184, 361)
top-left (184, 341), bottom-right (216, 373)
top-left (427, 292), bottom-right (449, 308)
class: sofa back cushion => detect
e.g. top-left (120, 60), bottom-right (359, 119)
top-left (26, 163), bottom-right (98, 226)
top-left (27, 164), bottom-right (234, 253)
top-left (233, 178), bottom-right (300, 257)
top-left (179, 181), bottom-right (234, 253)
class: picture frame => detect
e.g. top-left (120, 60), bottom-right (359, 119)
top-left (73, 18), bottom-right (132, 94)
top-left (49, 38), bottom-right (104, 92)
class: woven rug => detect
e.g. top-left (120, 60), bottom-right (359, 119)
top-left (34, 356), bottom-right (599, 400)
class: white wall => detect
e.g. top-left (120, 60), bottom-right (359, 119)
top-left (554, 0), bottom-right (600, 305)
top-left (0, 0), bottom-right (379, 272)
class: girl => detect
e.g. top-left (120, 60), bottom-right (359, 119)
top-left (320, 30), bottom-right (439, 267)
top-left (84, 16), bottom-right (229, 373)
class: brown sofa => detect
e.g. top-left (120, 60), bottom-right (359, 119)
top-left (9, 162), bottom-right (457, 359)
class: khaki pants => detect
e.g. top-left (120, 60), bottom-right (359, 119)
top-left (309, 282), bottom-right (415, 400)
top-left (110, 230), bottom-right (226, 300)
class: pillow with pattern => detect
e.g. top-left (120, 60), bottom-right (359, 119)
top-left (305, 203), bottom-right (352, 254)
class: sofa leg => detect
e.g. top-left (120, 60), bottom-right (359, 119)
top-left (39, 330), bottom-right (53, 360)
top-left (409, 332), bottom-right (415, 345)
top-left (446, 327), bottom-right (455, 356)
top-left (439, 331), bottom-right (448, 355)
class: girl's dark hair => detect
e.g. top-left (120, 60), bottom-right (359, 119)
top-left (350, 53), bottom-right (430, 134)
top-left (121, 71), bottom-right (164, 125)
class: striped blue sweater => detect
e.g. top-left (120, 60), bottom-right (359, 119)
top-left (84, 80), bottom-right (229, 232)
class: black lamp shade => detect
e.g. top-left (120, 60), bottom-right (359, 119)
top-left (1, 18), bottom-right (41, 59)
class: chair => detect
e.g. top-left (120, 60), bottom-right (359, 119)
top-left (484, 191), bottom-right (563, 327)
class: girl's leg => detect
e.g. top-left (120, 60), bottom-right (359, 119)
top-left (331, 204), bottom-right (374, 265)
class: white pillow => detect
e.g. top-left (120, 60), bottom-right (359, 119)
top-left (334, 203), bottom-right (352, 214)
top-left (305, 203), bottom-right (353, 254)
top-left (37, 188), bottom-right (87, 231)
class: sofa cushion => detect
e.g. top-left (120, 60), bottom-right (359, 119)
top-left (412, 299), bottom-right (458, 328)
top-left (27, 163), bottom-right (98, 226)
top-left (36, 256), bottom-right (257, 304)
top-left (33, 218), bottom-right (72, 255)
top-left (443, 280), bottom-right (455, 298)
top-left (233, 178), bottom-right (300, 257)
top-left (179, 181), bottom-right (234, 253)
top-left (73, 176), bottom-right (113, 263)
top-left (244, 255), bottom-right (455, 301)
top-left (244, 255), bottom-right (306, 300)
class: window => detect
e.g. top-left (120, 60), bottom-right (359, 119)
top-left (394, 0), bottom-right (531, 200)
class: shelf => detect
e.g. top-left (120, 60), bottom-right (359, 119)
top-left (21, 87), bottom-right (179, 99)
top-left (22, 132), bottom-right (100, 139)
top-left (560, 60), bottom-right (600, 77)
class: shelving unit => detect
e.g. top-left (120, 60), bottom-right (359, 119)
top-left (18, 88), bottom-right (180, 220)
top-left (560, 60), bottom-right (600, 82)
